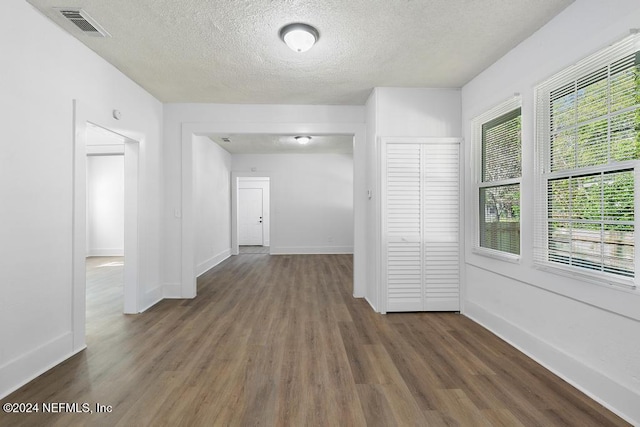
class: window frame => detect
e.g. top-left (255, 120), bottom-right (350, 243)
top-left (534, 34), bottom-right (640, 290)
top-left (472, 96), bottom-right (522, 261)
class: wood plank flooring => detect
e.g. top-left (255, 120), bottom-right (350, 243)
top-left (0, 254), bottom-right (629, 426)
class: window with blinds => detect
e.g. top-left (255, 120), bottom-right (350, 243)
top-left (474, 98), bottom-right (522, 256)
top-left (534, 34), bottom-right (640, 287)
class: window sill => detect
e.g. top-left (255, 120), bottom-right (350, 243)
top-left (472, 247), bottom-right (521, 264)
top-left (533, 262), bottom-right (637, 292)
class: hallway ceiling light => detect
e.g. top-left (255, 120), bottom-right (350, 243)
top-left (279, 23), bottom-right (319, 53)
top-left (295, 136), bottom-right (311, 145)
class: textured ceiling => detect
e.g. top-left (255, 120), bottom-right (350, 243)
top-left (27, 0), bottom-right (574, 105)
top-left (209, 134), bottom-right (353, 154)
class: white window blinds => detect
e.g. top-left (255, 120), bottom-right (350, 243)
top-left (482, 109), bottom-right (522, 181)
top-left (534, 34), bottom-right (640, 288)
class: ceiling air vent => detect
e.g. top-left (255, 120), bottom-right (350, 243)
top-left (55, 8), bottom-right (110, 37)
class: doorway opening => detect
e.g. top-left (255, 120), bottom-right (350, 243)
top-left (85, 124), bottom-right (126, 321)
top-left (181, 122), bottom-right (366, 300)
top-left (237, 177), bottom-right (270, 255)
top-left (72, 100), bottom-right (140, 352)
top-left (81, 122), bottom-right (139, 315)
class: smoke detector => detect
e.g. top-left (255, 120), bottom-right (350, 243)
top-left (55, 8), bottom-right (111, 37)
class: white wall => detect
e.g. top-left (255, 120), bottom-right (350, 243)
top-left (86, 155), bottom-right (125, 256)
top-left (365, 87), bottom-right (462, 311)
top-left (232, 154), bottom-right (354, 254)
top-left (193, 136), bottom-right (231, 276)
top-left (238, 177), bottom-right (271, 246)
top-left (461, 1), bottom-right (640, 423)
top-left (0, 0), bottom-right (163, 399)
top-left (375, 87), bottom-right (462, 137)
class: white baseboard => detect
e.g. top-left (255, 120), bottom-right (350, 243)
top-left (463, 301), bottom-right (639, 426)
top-left (270, 246), bottom-right (354, 255)
top-left (197, 249), bottom-right (231, 277)
top-left (86, 248), bottom-right (124, 257)
top-left (138, 286), bottom-right (163, 313)
top-left (163, 283), bottom-right (182, 299)
top-left (364, 295), bottom-right (378, 312)
top-left (0, 332), bottom-right (83, 400)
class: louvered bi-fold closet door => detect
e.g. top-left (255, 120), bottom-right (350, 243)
top-left (382, 139), bottom-right (460, 312)
top-left (384, 143), bottom-right (424, 312)
top-left (423, 142), bottom-right (460, 311)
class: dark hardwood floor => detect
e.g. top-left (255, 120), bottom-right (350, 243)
top-left (0, 254), bottom-right (629, 426)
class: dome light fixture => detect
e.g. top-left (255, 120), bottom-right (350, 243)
top-left (279, 23), bottom-right (319, 53)
top-left (295, 136), bottom-right (311, 145)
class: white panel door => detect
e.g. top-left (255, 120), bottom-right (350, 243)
top-left (239, 188), bottom-right (263, 246)
top-left (382, 138), bottom-right (460, 312)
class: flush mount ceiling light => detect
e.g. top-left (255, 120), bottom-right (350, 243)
top-left (295, 136), bottom-right (311, 145)
top-left (279, 23), bottom-right (319, 53)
